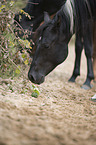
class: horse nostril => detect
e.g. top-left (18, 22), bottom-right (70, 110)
top-left (28, 73), bottom-right (36, 82)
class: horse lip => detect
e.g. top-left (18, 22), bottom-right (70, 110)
top-left (37, 75), bottom-right (45, 84)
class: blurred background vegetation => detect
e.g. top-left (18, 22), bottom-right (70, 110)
top-left (0, 0), bottom-right (32, 78)
top-left (15, 0), bottom-right (27, 9)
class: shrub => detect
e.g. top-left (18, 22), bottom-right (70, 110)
top-left (0, 0), bottom-right (32, 78)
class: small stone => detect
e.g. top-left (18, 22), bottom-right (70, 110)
top-left (91, 94), bottom-right (96, 102)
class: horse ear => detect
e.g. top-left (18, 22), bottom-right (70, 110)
top-left (52, 15), bottom-right (61, 32)
top-left (56, 15), bottom-right (61, 27)
top-left (44, 12), bottom-right (51, 23)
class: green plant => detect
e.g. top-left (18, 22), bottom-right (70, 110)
top-left (31, 85), bottom-right (40, 98)
top-left (0, 0), bottom-right (32, 78)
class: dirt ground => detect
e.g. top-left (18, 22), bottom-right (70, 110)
top-left (0, 41), bottom-right (96, 145)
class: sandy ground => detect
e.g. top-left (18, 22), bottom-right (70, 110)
top-left (0, 41), bottom-right (96, 145)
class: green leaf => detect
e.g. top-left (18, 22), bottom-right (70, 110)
top-left (10, 1), bottom-right (14, 7)
top-left (0, 5), bottom-right (5, 10)
top-left (24, 59), bottom-right (28, 65)
top-left (33, 88), bottom-right (40, 96)
top-left (30, 85), bottom-right (40, 98)
top-left (15, 69), bottom-right (20, 74)
top-left (31, 92), bottom-right (38, 98)
top-left (22, 53), bottom-right (26, 58)
top-left (15, 66), bottom-right (21, 74)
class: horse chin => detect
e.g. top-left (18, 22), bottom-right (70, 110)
top-left (35, 76), bottom-right (45, 85)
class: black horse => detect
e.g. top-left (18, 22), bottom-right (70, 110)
top-left (28, 0), bottom-right (96, 89)
top-left (14, 0), bottom-right (65, 37)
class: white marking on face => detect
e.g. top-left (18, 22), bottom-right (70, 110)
top-left (39, 36), bottom-right (42, 41)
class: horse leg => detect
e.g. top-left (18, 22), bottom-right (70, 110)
top-left (93, 22), bottom-right (96, 82)
top-left (69, 32), bottom-right (83, 82)
top-left (82, 24), bottom-right (94, 89)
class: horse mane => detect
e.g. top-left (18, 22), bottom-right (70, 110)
top-left (58, 0), bottom-right (95, 34)
top-left (34, 0), bottom-right (96, 43)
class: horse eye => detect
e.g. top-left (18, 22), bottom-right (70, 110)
top-left (39, 36), bottom-right (42, 41)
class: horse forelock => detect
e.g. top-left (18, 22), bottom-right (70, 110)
top-left (32, 21), bottom-right (52, 54)
top-left (34, 21), bottom-right (51, 42)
